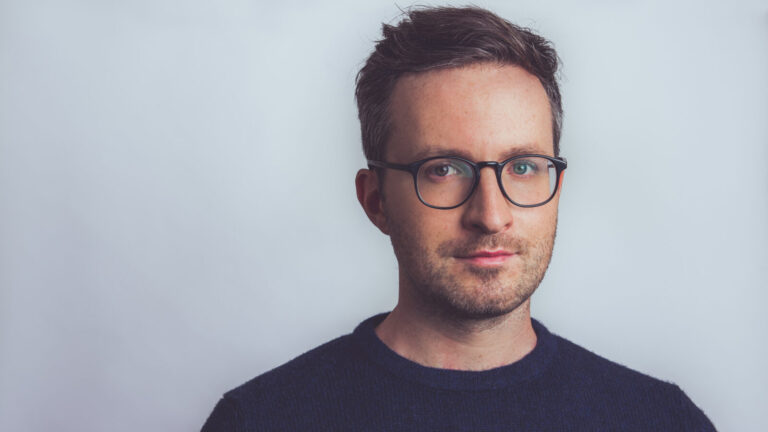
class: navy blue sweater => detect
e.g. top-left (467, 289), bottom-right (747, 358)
top-left (202, 314), bottom-right (715, 431)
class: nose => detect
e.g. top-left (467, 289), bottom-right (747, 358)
top-left (460, 166), bottom-right (514, 234)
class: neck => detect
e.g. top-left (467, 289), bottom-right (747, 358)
top-left (375, 295), bottom-right (537, 371)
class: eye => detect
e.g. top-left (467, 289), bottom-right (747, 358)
top-left (420, 158), bottom-right (473, 183)
top-left (424, 160), bottom-right (470, 178)
top-left (431, 163), bottom-right (459, 177)
top-left (509, 160), bottom-right (538, 176)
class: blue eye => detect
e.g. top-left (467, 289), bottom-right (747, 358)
top-left (510, 160), bottom-right (538, 176)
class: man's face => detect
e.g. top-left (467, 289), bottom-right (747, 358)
top-left (380, 63), bottom-right (560, 320)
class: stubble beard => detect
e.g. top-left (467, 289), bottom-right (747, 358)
top-left (388, 222), bottom-right (556, 322)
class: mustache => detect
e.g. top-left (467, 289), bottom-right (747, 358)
top-left (437, 234), bottom-right (527, 257)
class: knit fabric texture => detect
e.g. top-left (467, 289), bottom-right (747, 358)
top-left (201, 314), bottom-right (715, 431)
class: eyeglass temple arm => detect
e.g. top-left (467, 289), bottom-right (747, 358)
top-left (367, 159), bottom-right (414, 173)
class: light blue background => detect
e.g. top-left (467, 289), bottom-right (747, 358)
top-left (1, 1), bottom-right (766, 431)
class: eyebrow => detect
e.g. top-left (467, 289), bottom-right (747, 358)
top-left (407, 144), bottom-right (551, 162)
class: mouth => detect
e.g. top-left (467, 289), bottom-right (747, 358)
top-left (455, 249), bottom-right (516, 267)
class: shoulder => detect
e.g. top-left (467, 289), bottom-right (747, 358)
top-left (201, 334), bottom-right (366, 431)
top-left (552, 334), bottom-right (668, 387)
top-left (545, 331), bottom-right (715, 430)
top-left (231, 333), bottom-right (362, 402)
top-left (531, 319), bottom-right (674, 391)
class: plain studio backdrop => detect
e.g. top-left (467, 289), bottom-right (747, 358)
top-left (1, 0), bottom-right (766, 430)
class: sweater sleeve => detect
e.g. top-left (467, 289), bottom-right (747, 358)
top-left (673, 385), bottom-right (717, 431)
top-left (201, 395), bottom-right (242, 432)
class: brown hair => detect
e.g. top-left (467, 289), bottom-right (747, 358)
top-left (355, 6), bottom-right (563, 161)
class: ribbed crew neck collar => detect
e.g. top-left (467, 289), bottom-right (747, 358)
top-left (352, 313), bottom-right (558, 391)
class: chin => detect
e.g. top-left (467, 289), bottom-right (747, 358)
top-left (420, 278), bottom-right (536, 322)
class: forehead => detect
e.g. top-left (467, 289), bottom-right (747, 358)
top-left (386, 63), bottom-right (553, 161)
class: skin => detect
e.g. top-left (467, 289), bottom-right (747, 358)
top-left (355, 63), bottom-right (563, 371)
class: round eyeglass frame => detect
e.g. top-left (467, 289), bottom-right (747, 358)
top-left (367, 154), bottom-right (568, 210)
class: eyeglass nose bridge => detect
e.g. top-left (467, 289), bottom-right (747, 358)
top-left (466, 160), bottom-right (508, 203)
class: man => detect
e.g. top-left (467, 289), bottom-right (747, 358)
top-left (202, 6), bottom-right (715, 431)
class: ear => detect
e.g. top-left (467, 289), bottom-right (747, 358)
top-left (355, 168), bottom-right (390, 235)
top-left (557, 171), bottom-right (565, 193)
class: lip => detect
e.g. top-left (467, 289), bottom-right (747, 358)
top-left (455, 249), bottom-right (516, 266)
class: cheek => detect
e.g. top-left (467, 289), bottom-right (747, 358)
top-left (401, 209), bottom-right (452, 235)
top-left (388, 204), bottom-right (458, 246)
top-left (416, 216), bottom-right (456, 242)
top-left (514, 207), bottom-right (558, 236)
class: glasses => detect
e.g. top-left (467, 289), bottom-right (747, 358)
top-left (367, 154), bottom-right (567, 209)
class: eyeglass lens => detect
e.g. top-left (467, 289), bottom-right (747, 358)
top-left (415, 157), bottom-right (558, 208)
